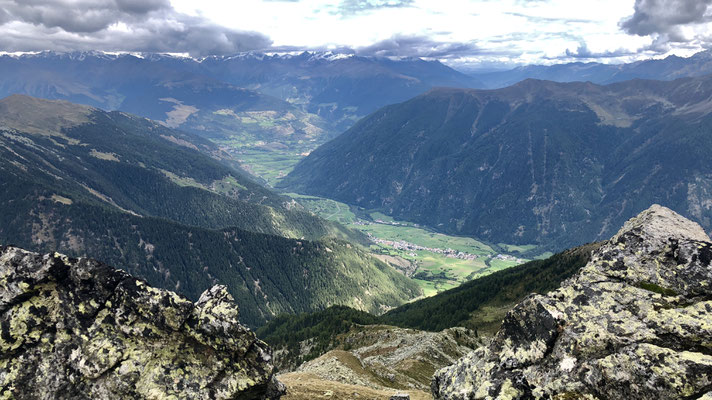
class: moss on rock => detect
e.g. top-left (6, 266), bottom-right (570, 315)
top-left (0, 246), bottom-right (285, 399)
top-left (433, 205), bottom-right (712, 400)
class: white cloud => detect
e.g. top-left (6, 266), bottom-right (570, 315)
top-left (170, 0), bottom-right (672, 67)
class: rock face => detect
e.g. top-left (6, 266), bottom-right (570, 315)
top-left (432, 205), bottom-right (712, 399)
top-left (0, 246), bottom-right (285, 399)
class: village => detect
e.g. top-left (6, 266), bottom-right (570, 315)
top-left (365, 232), bottom-right (524, 263)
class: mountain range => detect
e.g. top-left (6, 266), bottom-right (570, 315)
top-left (0, 52), bottom-right (479, 142)
top-left (471, 49), bottom-right (712, 88)
top-left (0, 51), bottom-right (487, 187)
top-left (281, 75), bottom-right (712, 249)
top-left (5, 49), bottom-right (712, 188)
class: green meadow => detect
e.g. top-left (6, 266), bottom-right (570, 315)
top-left (286, 193), bottom-right (533, 296)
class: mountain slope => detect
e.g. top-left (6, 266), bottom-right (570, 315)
top-left (472, 49), bottom-right (712, 88)
top-left (281, 76), bottom-right (712, 249)
top-left (0, 94), bottom-right (352, 240)
top-left (258, 241), bottom-right (599, 361)
top-left (380, 242), bottom-right (601, 333)
top-left (0, 185), bottom-right (420, 327)
top-left (0, 95), bottom-right (421, 327)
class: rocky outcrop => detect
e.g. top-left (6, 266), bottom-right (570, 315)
top-left (432, 205), bottom-right (712, 399)
top-left (0, 246), bottom-right (285, 399)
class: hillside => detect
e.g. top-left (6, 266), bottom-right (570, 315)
top-left (254, 242), bottom-right (599, 397)
top-left (281, 76), bottom-right (712, 249)
top-left (380, 242), bottom-right (601, 333)
top-left (0, 94), bottom-right (354, 240)
top-left (0, 95), bottom-right (421, 327)
top-left (282, 325), bottom-right (477, 396)
top-left (258, 242), bottom-right (598, 370)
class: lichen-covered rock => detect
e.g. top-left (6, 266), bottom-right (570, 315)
top-left (432, 205), bottom-right (712, 400)
top-left (0, 246), bottom-right (285, 399)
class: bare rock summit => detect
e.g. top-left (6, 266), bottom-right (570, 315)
top-left (432, 205), bottom-right (712, 400)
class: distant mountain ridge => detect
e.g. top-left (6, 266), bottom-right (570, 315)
top-left (0, 50), bottom-right (484, 184)
top-left (471, 49), bottom-right (712, 88)
top-left (191, 51), bottom-right (483, 130)
top-left (281, 75), bottom-right (712, 249)
top-left (0, 50), bottom-right (481, 133)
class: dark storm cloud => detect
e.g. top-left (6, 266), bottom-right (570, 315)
top-left (1, 0), bottom-right (130, 33)
top-left (355, 34), bottom-right (479, 59)
top-left (0, 0), bottom-right (272, 56)
top-left (620, 0), bottom-right (712, 46)
top-left (115, 0), bottom-right (172, 15)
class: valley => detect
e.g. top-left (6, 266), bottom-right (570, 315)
top-left (220, 143), bottom-right (306, 187)
top-left (286, 193), bottom-right (538, 296)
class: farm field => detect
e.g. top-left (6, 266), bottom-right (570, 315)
top-left (231, 148), bottom-right (303, 186)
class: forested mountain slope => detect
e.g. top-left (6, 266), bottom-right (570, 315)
top-left (282, 76), bottom-right (712, 249)
top-left (0, 95), bottom-right (421, 327)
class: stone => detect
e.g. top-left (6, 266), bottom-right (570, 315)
top-left (390, 393), bottom-right (411, 400)
top-left (0, 245), bottom-right (285, 399)
top-left (432, 205), bottom-right (712, 400)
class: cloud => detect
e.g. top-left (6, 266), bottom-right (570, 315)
top-left (0, 0), bottom-right (271, 56)
top-left (334, 0), bottom-right (414, 16)
top-left (354, 34), bottom-right (479, 59)
top-left (506, 12), bottom-right (593, 24)
top-left (620, 0), bottom-right (712, 45)
top-left (564, 42), bottom-right (636, 59)
top-left (116, 0), bottom-right (172, 15)
top-left (269, 34), bottom-right (483, 61)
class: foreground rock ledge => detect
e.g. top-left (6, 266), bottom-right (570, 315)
top-left (433, 205), bottom-right (712, 400)
top-left (0, 246), bottom-right (285, 399)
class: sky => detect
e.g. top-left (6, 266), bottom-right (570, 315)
top-left (0, 0), bottom-right (711, 69)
